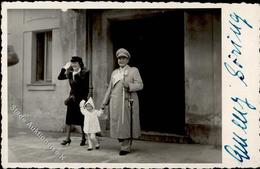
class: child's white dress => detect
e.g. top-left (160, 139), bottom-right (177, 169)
top-left (81, 109), bottom-right (103, 134)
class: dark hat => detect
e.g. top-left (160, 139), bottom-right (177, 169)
top-left (116, 48), bottom-right (131, 59)
top-left (71, 56), bottom-right (82, 63)
top-left (70, 56), bottom-right (84, 68)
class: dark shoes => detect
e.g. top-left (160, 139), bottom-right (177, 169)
top-left (119, 150), bottom-right (130, 156)
top-left (61, 138), bottom-right (87, 146)
top-left (80, 139), bottom-right (86, 146)
top-left (61, 139), bottom-right (71, 145)
top-left (87, 148), bottom-right (93, 151)
top-left (87, 145), bottom-right (100, 151)
top-left (95, 145), bottom-right (100, 150)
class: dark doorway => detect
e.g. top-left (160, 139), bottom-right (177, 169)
top-left (111, 10), bottom-right (185, 135)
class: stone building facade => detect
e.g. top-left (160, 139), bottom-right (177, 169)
top-left (8, 9), bottom-right (221, 145)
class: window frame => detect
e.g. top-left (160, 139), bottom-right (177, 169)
top-left (31, 30), bottom-right (53, 84)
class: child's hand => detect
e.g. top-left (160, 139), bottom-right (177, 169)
top-left (79, 100), bottom-right (86, 108)
top-left (80, 100), bottom-right (87, 115)
top-left (99, 109), bottom-right (104, 114)
top-left (98, 109), bottom-right (108, 119)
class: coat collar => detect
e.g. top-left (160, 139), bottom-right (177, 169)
top-left (118, 65), bottom-right (130, 72)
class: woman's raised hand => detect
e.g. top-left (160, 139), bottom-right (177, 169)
top-left (63, 62), bottom-right (71, 69)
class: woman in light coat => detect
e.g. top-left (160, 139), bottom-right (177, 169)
top-left (101, 48), bottom-right (143, 155)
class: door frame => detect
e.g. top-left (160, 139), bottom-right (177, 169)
top-left (102, 9), bottom-right (179, 78)
top-left (90, 9), bottom-right (186, 134)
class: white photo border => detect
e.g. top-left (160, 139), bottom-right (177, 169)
top-left (1, 1), bottom-right (260, 168)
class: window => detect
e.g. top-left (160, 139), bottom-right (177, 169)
top-left (33, 31), bottom-right (52, 83)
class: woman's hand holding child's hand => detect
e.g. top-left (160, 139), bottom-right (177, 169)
top-left (100, 104), bottom-right (105, 110)
top-left (99, 109), bottom-right (108, 119)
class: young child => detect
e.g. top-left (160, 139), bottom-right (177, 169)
top-left (79, 97), bottom-right (106, 151)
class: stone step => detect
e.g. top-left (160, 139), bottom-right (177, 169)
top-left (101, 130), bottom-right (194, 144)
top-left (139, 131), bottom-right (194, 144)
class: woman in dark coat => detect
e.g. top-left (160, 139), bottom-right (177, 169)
top-left (58, 56), bottom-right (89, 146)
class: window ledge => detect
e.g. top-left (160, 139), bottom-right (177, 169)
top-left (27, 83), bottom-right (56, 91)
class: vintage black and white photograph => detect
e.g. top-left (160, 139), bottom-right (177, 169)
top-left (6, 7), bottom-right (222, 164)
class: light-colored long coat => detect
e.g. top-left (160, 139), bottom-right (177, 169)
top-left (102, 65), bottom-right (143, 139)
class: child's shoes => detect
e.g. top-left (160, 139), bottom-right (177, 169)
top-left (95, 145), bottom-right (100, 150)
top-left (87, 145), bottom-right (100, 150)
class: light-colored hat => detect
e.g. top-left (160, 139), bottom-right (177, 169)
top-left (85, 97), bottom-right (95, 109)
top-left (116, 48), bottom-right (131, 59)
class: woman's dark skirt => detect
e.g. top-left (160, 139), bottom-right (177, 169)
top-left (66, 103), bottom-right (84, 126)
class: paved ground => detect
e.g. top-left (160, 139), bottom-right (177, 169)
top-left (7, 127), bottom-right (222, 163)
